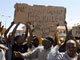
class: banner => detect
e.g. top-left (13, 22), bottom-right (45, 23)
top-left (14, 3), bottom-right (66, 37)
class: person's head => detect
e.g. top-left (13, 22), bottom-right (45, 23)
top-left (32, 36), bottom-right (39, 47)
top-left (66, 40), bottom-right (77, 58)
top-left (42, 36), bottom-right (53, 49)
top-left (14, 35), bottom-right (23, 46)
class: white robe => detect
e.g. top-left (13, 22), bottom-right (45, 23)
top-left (47, 45), bottom-right (78, 60)
top-left (0, 49), bottom-right (6, 60)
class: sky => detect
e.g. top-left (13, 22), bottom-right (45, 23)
top-left (0, 0), bottom-right (80, 31)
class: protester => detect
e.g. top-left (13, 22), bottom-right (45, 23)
top-left (26, 22), bottom-right (42, 60)
top-left (14, 36), bottom-right (53, 60)
top-left (12, 22), bottom-right (29, 60)
top-left (0, 18), bottom-right (80, 60)
top-left (27, 36), bottom-right (40, 51)
top-left (0, 22), bottom-right (7, 60)
top-left (12, 35), bottom-right (28, 60)
top-left (3, 21), bottom-right (21, 60)
top-left (47, 39), bottom-right (79, 60)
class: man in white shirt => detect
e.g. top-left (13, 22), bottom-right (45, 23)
top-left (47, 39), bottom-right (79, 60)
top-left (14, 36), bottom-right (54, 60)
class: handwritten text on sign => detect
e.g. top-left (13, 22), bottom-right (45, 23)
top-left (14, 3), bottom-right (66, 37)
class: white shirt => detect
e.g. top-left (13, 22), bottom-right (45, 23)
top-left (22, 46), bottom-right (51, 60)
top-left (0, 49), bottom-right (6, 60)
top-left (70, 56), bottom-right (78, 60)
top-left (28, 45), bottom-right (38, 60)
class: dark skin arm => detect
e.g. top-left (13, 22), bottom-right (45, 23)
top-left (4, 21), bottom-right (14, 42)
top-left (64, 21), bottom-right (70, 41)
top-left (10, 22), bottom-right (20, 44)
top-left (23, 22), bottom-right (29, 41)
top-left (64, 21), bottom-right (75, 41)
top-left (64, 21), bottom-right (68, 35)
top-left (27, 22), bottom-right (33, 49)
top-left (0, 22), bottom-right (4, 32)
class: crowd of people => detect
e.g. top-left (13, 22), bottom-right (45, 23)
top-left (0, 21), bottom-right (80, 60)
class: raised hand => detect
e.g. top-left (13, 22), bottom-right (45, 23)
top-left (14, 51), bottom-right (22, 58)
top-left (0, 22), bottom-right (4, 32)
top-left (64, 21), bottom-right (67, 25)
top-left (25, 21), bottom-right (31, 29)
top-left (11, 21), bottom-right (15, 26)
top-left (58, 38), bottom-right (65, 47)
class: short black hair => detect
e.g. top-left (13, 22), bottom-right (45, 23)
top-left (32, 36), bottom-right (39, 41)
top-left (46, 36), bottom-right (54, 43)
top-left (14, 35), bottom-right (22, 41)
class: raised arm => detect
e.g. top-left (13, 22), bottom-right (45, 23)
top-left (23, 22), bottom-right (29, 41)
top-left (64, 21), bottom-right (68, 35)
top-left (0, 22), bottom-right (4, 32)
top-left (64, 21), bottom-right (74, 41)
top-left (4, 21), bottom-right (14, 41)
top-left (64, 21), bottom-right (70, 41)
top-left (47, 36), bottom-right (65, 60)
top-left (11, 22), bottom-right (20, 44)
top-left (27, 22), bottom-right (33, 48)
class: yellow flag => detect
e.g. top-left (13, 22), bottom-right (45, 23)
top-left (56, 32), bottom-right (59, 41)
top-left (38, 37), bottom-right (43, 44)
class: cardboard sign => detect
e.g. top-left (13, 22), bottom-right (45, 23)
top-left (14, 3), bottom-right (66, 37)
